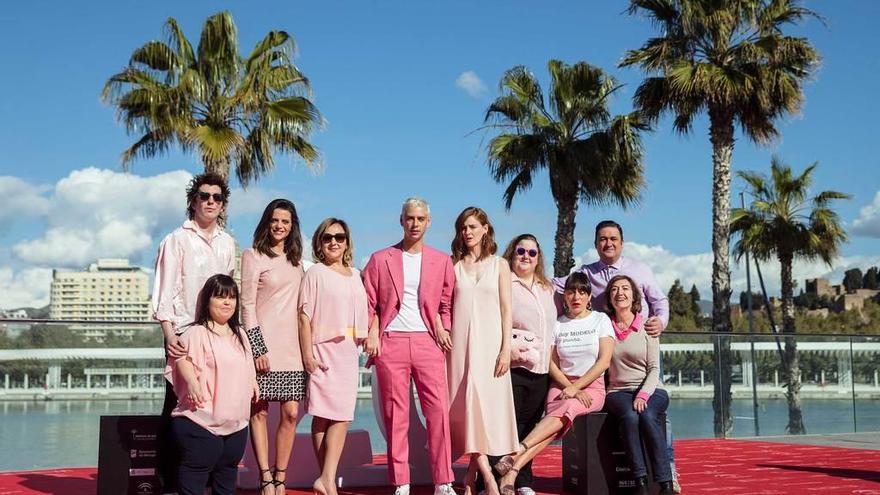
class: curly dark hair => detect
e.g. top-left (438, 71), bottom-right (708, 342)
top-left (185, 172), bottom-right (230, 221)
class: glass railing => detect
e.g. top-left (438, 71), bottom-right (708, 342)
top-left (661, 331), bottom-right (880, 438)
top-left (2, 319), bottom-right (880, 470)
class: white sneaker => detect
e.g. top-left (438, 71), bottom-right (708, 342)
top-left (394, 484), bottom-right (411, 495)
top-left (516, 488), bottom-right (536, 495)
top-left (433, 483), bottom-right (455, 495)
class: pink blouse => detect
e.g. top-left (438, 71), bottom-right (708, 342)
top-left (510, 275), bottom-right (557, 374)
top-left (299, 263), bottom-right (369, 343)
top-left (151, 220), bottom-right (237, 332)
top-left (166, 324), bottom-right (256, 436)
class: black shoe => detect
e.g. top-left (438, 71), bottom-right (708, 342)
top-left (658, 480), bottom-right (674, 495)
top-left (634, 476), bottom-right (649, 495)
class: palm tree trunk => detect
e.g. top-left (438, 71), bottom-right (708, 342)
top-left (203, 154), bottom-right (231, 183)
top-left (552, 193), bottom-right (579, 277)
top-left (779, 252), bottom-right (805, 434)
top-left (709, 106), bottom-right (734, 437)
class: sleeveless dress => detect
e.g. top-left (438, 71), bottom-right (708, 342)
top-left (448, 255), bottom-right (519, 457)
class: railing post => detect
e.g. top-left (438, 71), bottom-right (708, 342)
top-left (24, 374), bottom-right (29, 389)
top-left (700, 370), bottom-right (705, 388)
top-left (850, 339), bottom-right (857, 433)
top-left (67, 373), bottom-right (72, 389)
top-left (4, 374), bottom-right (8, 389)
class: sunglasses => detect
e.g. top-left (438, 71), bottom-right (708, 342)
top-left (515, 247), bottom-right (539, 258)
top-left (197, 191), bottom-right (225, 203)
top-left (321, 233), bottom-right (348, 244)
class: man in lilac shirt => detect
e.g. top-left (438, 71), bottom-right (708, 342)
top-left (553, 220), bottom-right (668, 334)
top-left (553, 220), bottom-right (680, 493)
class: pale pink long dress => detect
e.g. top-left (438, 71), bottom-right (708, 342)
top-left (448, 255), bottom-right (519, 457)
top-left (240, 248), bottom-right (306, 401)
top-left (298, 263), bottom-right (369, 421)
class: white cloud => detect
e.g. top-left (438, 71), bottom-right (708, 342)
top-left (0, 176), bottom-right (51, 228)
top-left (455, 71), bottom-right (488, 98)
top-left (574, 241), bottom-right (880, 300)
top-left (6, 168), bottom-right (278, 269)
top-left (852, 191), bottom-right (880, 238)
top-left (0, 267), bottom-right (53, 309)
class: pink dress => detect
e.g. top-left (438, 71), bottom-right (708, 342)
top-left (166, 324), bottom-right (256, 436)
top-left (298, 263), bottom-right (369, 421)
top-left (448, 256), bottom-right (519, 457)
top-left (240, 248), bottom-right (306, 401)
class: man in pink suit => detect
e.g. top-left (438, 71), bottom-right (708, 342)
top-left (362, 197), bottom-right (456, 495)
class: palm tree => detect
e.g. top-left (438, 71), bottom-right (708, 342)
top-left (621, 0), bottom-right (821, 436)
top-left (102, 11), bottom-right (322, 185)
top-left (731, 158), bottom-right (849, 434)
top-left (484, 60), bottom-right (647, 276)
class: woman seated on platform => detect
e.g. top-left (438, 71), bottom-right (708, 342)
top-left (495, 272), bottom-right (614, 495)
top-left (605, 275), bottom-right (673, 495)
top-left (167, 274), bottom-right (259, 495)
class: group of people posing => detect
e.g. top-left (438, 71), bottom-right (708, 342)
top-left (151, 173), bottom-right (680, 495)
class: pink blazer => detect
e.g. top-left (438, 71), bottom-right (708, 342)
top-left (362, 242), bottom-right (455, 338)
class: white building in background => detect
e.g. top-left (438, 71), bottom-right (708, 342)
top-left (49, 258), bottom-right (151, 340)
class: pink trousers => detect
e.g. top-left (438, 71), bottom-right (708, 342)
top-left (375, 331), bottom-right (453, 485)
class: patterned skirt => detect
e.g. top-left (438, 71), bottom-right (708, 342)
top-left (256, 370), bottom-right (308, 402)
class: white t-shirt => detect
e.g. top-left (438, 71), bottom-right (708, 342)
top-left (552, 312), bottom-right (615, 377)
top-left (386, 252), bottom-right (429, 332)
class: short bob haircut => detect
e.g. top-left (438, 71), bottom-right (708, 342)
top-left (252, 198), bottom-right (303, 266)
top-left (189, 274), bottom-right (246, 351)
top-left (451, 206), bottom-right (497, 263)
top-left (311, 217), bottom-right (354, 267)
top-left (563, 271), bottom-right (592, 295)
top-left (605, 274), bottom-right (643, 317)
top-left (185, 172), bottom-right (230, 221)
top-left (501, 233), bottom-right (550, 288)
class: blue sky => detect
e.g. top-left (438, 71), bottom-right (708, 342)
top-left (1, 1), bottom-right (879, 308)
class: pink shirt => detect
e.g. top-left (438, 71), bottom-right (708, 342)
top-left (299, 263), bottom-right (369, 343)
top-left (166, 324), bottom-right (256, 436)
top-left (151, 220), bottom-right (237, 332)
top-left (510, 275), bottom-right (557, 374)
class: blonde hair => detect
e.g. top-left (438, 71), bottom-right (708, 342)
top-left (501, 233), bottom-right (550, 288)
top-left (401, 197), bottom-right (430, 217)
top-left (311, 217), bottom-right (354, 267)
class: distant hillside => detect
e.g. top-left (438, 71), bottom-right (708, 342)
top-left (697, 300), bottom-right (712, 317)
top-left (2, 305), bottom-right (49, 319)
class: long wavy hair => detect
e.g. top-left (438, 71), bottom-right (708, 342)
top-left (311, 217), bottom-right (354, 267)
top-left (451, 206), bottom-right (496, 263)
top-left (252, 198), bottom-right (302, 266)
top-left (501, 233), bottom-right (550, 288)
top-left (189, 274), bottom-right (246, 351)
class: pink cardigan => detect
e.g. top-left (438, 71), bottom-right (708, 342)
top-left (362, 243), bottom-right (455, 338)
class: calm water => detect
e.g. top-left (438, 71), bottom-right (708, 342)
top-left (1, 398), bottom-right (879, 472)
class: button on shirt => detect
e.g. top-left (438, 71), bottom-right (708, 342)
top-left (553, 256), bottom-right (669, 329)
top-left (510, 276), bottom-right (557, 374)
top-left (151, 220), bottom-right (237, 332)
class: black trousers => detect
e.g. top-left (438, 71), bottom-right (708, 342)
top-left (483, 368), bottom-right (550, 489)
top-left (158, 380), bottom-right (179, 493)
top-left (172, 417), bottom-right (249, 495)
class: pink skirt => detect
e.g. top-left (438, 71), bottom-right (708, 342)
top-left (306, 336), bottom-right (359, 421)
top-left (545, 377), bottom-right (606, 438)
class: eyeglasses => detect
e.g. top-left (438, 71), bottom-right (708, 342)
top-left (197, 191), bottom-right (225, 203)
top-left (321, 233), bottom-right (347, 244)
top-left (515, 247), bottom-right (539, 258)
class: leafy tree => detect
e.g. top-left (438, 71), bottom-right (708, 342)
top-left (622, 0), bottom-right (821, 437)
top-left (668, 280), bottom-right (697, 330)
top-left (843, 268), bottom-right (864, 291)
top-left (731, 158), bottom-right (850, 434)
top-left (740, 291), bottom-right (765, 311)
top-left (483, 60), bottom-right (647, 276)
top-left (864, 267), bottom-right (879, 290)
top-left (102, 11), bottom-right (322, 185)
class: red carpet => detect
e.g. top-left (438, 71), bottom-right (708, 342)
top-left (2, 439), bottom-right (879, 494)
